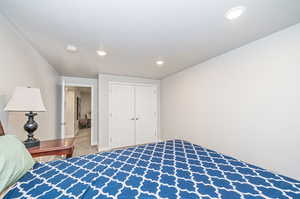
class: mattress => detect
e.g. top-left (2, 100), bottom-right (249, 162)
top-left (4, 140), bottom-right (300, 199)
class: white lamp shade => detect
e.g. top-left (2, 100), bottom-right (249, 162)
top-left (4, 87), bottom-right (46, 112)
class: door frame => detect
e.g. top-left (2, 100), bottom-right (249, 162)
top-left (60, 77), bottom-right (98, 146)
top-left (108, 81), bottom-right (159, 149)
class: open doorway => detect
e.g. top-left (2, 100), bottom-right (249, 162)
top-left (64, 86), bottom-right (97, 156)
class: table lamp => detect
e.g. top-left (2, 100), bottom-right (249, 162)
top-left (4, 87), bottom-right (46, 148)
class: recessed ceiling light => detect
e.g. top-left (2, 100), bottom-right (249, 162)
top-left (225, 6), bottom-right (246, 20)
top-left (66, 45), bottom-right (77, 52)
top-left (97, 50), bottom-right (107, 57)
top-left (156, 60), bottom-right (164, 66)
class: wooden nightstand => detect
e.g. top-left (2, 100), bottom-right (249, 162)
top-left (27, 138), bottom-right (75, 158)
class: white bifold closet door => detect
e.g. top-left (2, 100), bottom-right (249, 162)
top-left (135, 86), bottom-right (157, 145)
top-left (109, 84), bottom-right (135, 148)
top-left (109, 83), bottom-right (157, 148)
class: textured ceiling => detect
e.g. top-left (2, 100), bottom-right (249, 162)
top-left (1, 0), bottom-right (300, 79)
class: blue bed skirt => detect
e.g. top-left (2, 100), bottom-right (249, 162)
top-left (4, 140), bottom-right (300, 199)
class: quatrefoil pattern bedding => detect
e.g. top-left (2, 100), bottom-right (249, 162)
top-left (4, 140), bottom-right (300, 199)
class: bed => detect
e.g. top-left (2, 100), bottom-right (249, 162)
top-left (4, 140), bottom-right (300, 199)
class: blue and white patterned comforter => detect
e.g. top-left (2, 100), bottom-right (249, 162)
top-left (4, 140), bottom-right (300, 199)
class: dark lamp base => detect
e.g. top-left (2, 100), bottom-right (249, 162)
top-left (24, 138), bottom-right (40, 148)
top-left (24, 111), bottom-right (40, 148)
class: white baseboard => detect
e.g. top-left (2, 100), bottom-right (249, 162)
top-left (98, 140), bottom-right (166, 152)
top-left (98, 146), bottom-right (112, 152)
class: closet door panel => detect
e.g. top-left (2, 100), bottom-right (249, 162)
top-left (109, 84), bottom-right (135, 148)
top-left (135, 86), bottom-right (157, 145)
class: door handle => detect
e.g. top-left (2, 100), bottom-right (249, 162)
top-left (135, 117), bottom-right (139, 120)
top-left (130, 118), bottom-right (135, 120)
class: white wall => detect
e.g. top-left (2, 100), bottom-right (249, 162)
top-left (0, 13), bottom-right (59, 140)
top-left (98, 74), bottom-right (160, 150)
top-left (161, 23), bottom-right (300, 180)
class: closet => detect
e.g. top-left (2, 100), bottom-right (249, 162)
top-left (109, 82), bottom-right (158, 148)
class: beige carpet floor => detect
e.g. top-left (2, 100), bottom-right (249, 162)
top-left (73, 128), bottom-right (98, 156)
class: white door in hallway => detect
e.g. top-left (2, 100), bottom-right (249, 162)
top-left (135, 86), bottom-right (158, 145)
top-left (64, 88), bottom-right (76, 138)
top-left (109, 84), bottom-right (135, 148)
